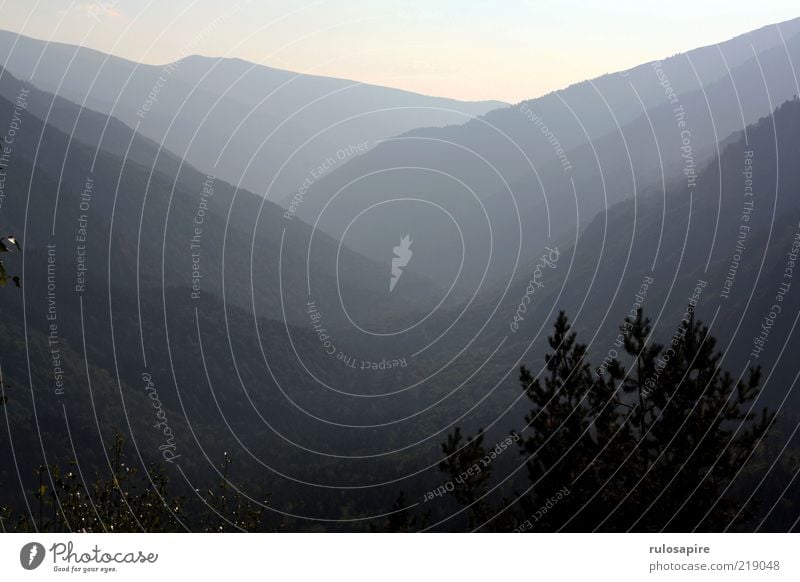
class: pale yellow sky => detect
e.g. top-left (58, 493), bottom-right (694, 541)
top-left (1, 0), bottom-right (798, 103)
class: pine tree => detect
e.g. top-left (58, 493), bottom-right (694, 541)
top-left (438, 309), bottom-right (774, 532)
top-left (438, 427), bottom-right (492, 529)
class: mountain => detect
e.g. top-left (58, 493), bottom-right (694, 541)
top-left (0, 65), bottom-right (500, 527)
top-left (0, 60), bottom-right (471, 451)
top-left (3, 18), bottom-right (800, 532)
top-left (0, 65), bottom-right (450, 323)
top-left (0, 29), bottom-right (505, 208)
top-left (296, 17), bottom-right (800, 291)
top-left (426, 96), bottom-right (800, 417)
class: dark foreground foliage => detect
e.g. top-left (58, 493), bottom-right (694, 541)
top-left (435, 309), bottom-right (775, 532)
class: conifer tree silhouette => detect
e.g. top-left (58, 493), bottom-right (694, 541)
top-left (438, 309), bottom-right (773, 532)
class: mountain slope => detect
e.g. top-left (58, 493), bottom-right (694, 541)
top-left (0, 28), bottom-right (505, 206)
top-left (297, 18), bottom-right (800, 291)
top-left (0, 69), bottom-right (491, 526)
top-left (464, 97), bottom-right (800, 414)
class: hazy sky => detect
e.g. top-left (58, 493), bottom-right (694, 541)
top-left (1, 0), bottom-right (798, 103)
